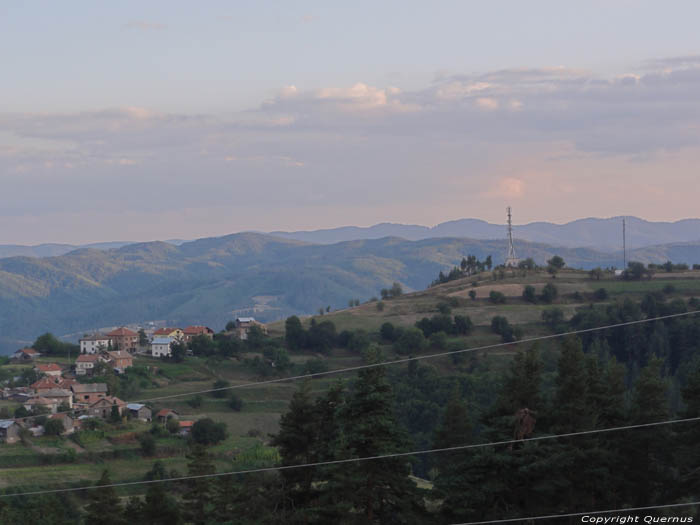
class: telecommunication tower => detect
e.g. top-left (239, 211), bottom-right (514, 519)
top-left (505, 206), bottom-right (519, 268)
top-left (622, 217), bottom-right (627, 270)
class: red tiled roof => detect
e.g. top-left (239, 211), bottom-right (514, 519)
top-left (77, 354), bottom-right (100, 362)
top-left (154, 327), bottom-right (180, 336)
top-left (36, 363), bottom-right (62, 372)
top-left (179, 420), bottom-right (194, 428)
top-left (156, 409), bottom-right (178, 417)
top-left (31, 377), bottom-right (59, 390)
top-left (18, 348), bottom-right (38, 355)
top-left (183, 326), bottom-right (213, 335)
top-left (106, 327), bottom-right (137, 337)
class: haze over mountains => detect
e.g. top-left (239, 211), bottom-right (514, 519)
top-left (2, 225), bottom-right (700, 354)
top-left (2, 217), bottom-right (699, 259)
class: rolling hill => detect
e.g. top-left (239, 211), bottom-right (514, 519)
top-left (2, 232), bottom-right (700, 354)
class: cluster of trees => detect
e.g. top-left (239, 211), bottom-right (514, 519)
top-left (491, 315), bottom-right (523, 342)
top-left (522, 282), bottom-right (558, 304)
top-left (431, 255), bottom-right (493, 287)
top-left (379, 282), bottom-right (403, 300)
top-left (31, 333), bottom-right (79, 357)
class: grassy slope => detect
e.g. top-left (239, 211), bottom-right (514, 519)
top-left (2, 268), bottom-right (699, 494)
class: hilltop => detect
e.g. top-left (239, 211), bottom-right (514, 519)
top-left (3, 231), bottom-right (700, 353)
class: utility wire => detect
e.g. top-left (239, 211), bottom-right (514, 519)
top-left (2, 415), bottom-right (699, 499)
top-left (4, 309), bottom-right (699, 422)
top-left (451, 500), bottom-right (700, 524)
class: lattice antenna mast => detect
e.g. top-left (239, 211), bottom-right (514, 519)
top-left (505, 206), bottom-right (518, 267)
top-left (623, 217), bottom-right (627, 270)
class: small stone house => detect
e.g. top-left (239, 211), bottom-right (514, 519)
top-left (87, 396), bottom-right (126, 419)
top-left (72, 383), bottom-right (108, 405)
top-left (0, 420), bottom-right (21, 443)
top-left (126, 403), bottom-right (152, 421)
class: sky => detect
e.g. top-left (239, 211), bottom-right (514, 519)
top-left (1, 1), bottom-right (700, 244)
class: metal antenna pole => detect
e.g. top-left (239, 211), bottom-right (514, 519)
top-left (623, 217), bottom-right (626, 270)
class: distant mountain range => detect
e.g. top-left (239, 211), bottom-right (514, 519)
top-left (2, 217), bottom-right (697, 259)
top-left (2, 230), bottom-right (700, 354)
top-left (271, 216), bottom-right (700, 251)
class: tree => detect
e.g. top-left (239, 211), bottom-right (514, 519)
top-left (541, 307), bottom-right (565, 332)
top-left (547, 255), bottom-right (565, 278)
top-left (138, 328), bottom-right (149, 347)
top-left (522, 285), bottom-right (537, 303)
top-left (453, 315), bottom-right (473, 335)
top-left (170, 340), bottom-right (186, 363)
top-left (43, 418), bottom-right (64, 436)
top-left (394, 327), bottom-right (427, 355)
top-left (191, 418), bottom-right (227, 445)
top-left (489, 290), bottom-right (506, 304)
top-left (166, 418), bottom-right (180, 434)
top-left (625, 261), bottom-right (649, 280)
top-left (540, 282), bottom-right (558, 303)
top-left (589, 267), bottom-right (604, 280)
top-left (285, 315), bottom-right (305, 351)
top-left (210, 379), bottom-right (230, 398)
top-left (380, 322), bottom-right (397, 342)
top-left (109, 402), bottom-right (121, 424)
top-left (335, 347), bottom-right (428, 522)
top-left (389, 282), bottom-right (403, 298)
top-left (376, 300), bottom-right (385, 311)
top-left (228, 393), bottom-right (243, 412)
top-left (181, 445), bottom-right (215, 524)
top-left (83, 470), bottom-right (124, 525)
top-left (468, 290), bottom-right (477, 301)
top-left (518, 258), bottom-right (536, 270)
top-left (138, 432), bottom-right (156, 457)
top-left (593, 288), bottom-right (609, 301)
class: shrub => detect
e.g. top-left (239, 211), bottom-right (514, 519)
top-left (43, 418), bottom-right (65, 436)
top-left (540, 283), bottom-right (558, 304)
top-left (593, 288), bottom-right (609, 301)
top-left (453, 315), bottom-right (473, 335)
top-left (429, 331), bottom-right (448, 350)
top-left (437, 302), bottom-right (452, 315)
top-left (380, 322), bottom-right (397, 342)
top-left (211, 379), bottom-right (230, 398)
top-left (166, 418), bottom-right (180, 435)
top-left (522, 285), bottom-right (537, 303)
top-left (376, 301), bottom-right (385, 312)
top-left (191, 418), bottom-right (228, 445)
top-left (663, 284), bottom-right (677, 295)
top-left (303, 358), bottom-right (329, 375)
top-left (188, 395), bottom-right (203, 409)
top-left (489, 291), bottom-right (506, 304)
top-left (228, 393), bottom-right (244, 412)
top-left (138, 432), bottom-right (156, 457)
top-left (468, 290), bottom-right (477, 301)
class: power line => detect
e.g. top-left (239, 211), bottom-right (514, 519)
top-left (5, 309), bottom-right (699, 422)
top-left (134, 309), bottom-right (700, 403)
top-left (2, 415), bottom-right (699, 499)
top-left (452, 500), bottom-right (700, 524)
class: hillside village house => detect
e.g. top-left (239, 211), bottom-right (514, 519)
top-left (126, 403), bottom-right (152, 421)
top-left (183, 326), bottom-right (214, 342)
top-left (71, 383), bottom-right (108, 405)
top-left (106, 350), bottom-right (133, 372)
top-left (24, 396), bottom-right (60, 414)
top-left (35, 363), bottom-right (62, 377)
top-left (0, 420), bottom-right (20, 444)
top-left (34, 388), bottom-right (72, 409)
top-left (87, 396), bottom-right (126, 419)
top-left (79, 334), bottom-right (112, 354)
top-left (12, 348), bottom-right (39, 361)
top-left (151, 337), bottom-right (173, 357)
top-left (106, 327), bottom-right (138, 352)
top-left (76, 353), bottom-right (101, 375)
top-left (156, 408), bottom-right (179, 424)
top-left (31, 376), bottom-right (75, 393)
top-left (235, 317), bottom-right (267, 340)
top-left (153, 327), bottom-right (184, 341)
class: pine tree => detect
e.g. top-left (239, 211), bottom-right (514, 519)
top-left (678, 359), bottom-right (700, 500)
top-left (625, 357), bottom-right (674, 506)
top-left (83, 470), bottom-right (125, 525)
top-left (180, 445), bottom-right (215, 525)
top-left (335, 346), bottom-right (428, 523)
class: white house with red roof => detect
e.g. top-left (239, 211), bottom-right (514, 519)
top-left (79, 333), bottom-right (112, 354)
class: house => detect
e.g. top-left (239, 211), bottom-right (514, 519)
top-left (153, 327), bottom-right (184, 341)
top-left (49, 413), bottom-right (74, 434)
top-left (126, 403), bottom-right (152, 422)
top-left (12, 348), bottom-right (40, 361)
top-left (156, 408), bottom-right (179, 424)
top-left (151, 337), bottom-right (173, 358)
top-left (104, 350), bottom-right (133, 372)
top-left (234, 317), bottom-right (267, 340)
top-left (106, 327), bottom-right (138, 352)
top-left (24, 396), bottom-right (59, 414)
top-left (178, 420), bottom-right (194, 436)
top-left (183, 326), bottom-right (214, 343)
top-left (39, 388), bottom-right (73, 409)
top-left (31, 376), bottom-right (75, 394)
top-left (35, 363), bottom-right (63, 377)
top-left (76, 353), bottom-right (101, 375)
top-left (0, 420), bottom-right (21, 443)
top-left (87, 396), bottom-right (126, 419)
top-left (71, 383), bottom-right (108, 405)
top-left (79, 333), bottom-right (112, 354)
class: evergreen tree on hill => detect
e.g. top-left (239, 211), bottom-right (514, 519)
top-left (83, 470), bottom-right (125, 525)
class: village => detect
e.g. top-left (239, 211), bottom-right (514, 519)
top-left (0, 317), bottom-right (267, 444)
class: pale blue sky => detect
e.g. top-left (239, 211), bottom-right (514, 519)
top-left (1, 1), bottom-right (700, 243)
